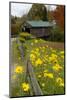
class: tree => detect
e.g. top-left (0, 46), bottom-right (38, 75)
top-left (27, 4), bottom-right (48, 21)
top-left (11, 15), bottom-right (21, 37)
top-left (52, 5), bottom-right (65, 31)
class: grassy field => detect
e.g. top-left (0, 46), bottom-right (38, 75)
top-left (23, 39), bottom-right (65, 95)
top-left (10, 38), bottom-right (65, 97)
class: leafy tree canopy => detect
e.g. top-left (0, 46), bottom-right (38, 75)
top-left (27, 4), bottom-right (48, 21)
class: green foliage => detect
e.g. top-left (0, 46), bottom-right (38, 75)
top-left (19, 37), bottom-right (25, 43)
top-left (27, 4), bottom-right (48, 21)
top-left (46, 27), bottom-right (64, 42)
top-left (19, 32), bottom-right (32, 43)
top-left (11, 24), bottom-right (19, 37)
top-left (19, 32), bottom-right (32, 40)
top-left (11, 16), bottom-right (22, 37)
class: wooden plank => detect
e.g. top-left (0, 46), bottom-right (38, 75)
top-left (27, 60), bottom-right (43, 96)
top-left (16, 39), bottom-right (24, 59)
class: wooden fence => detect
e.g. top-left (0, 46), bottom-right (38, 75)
top-left (17, 39), bottom-right (43, 96)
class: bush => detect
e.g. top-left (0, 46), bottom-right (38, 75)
top-left (19, 32), bottom-right (32, 40)
top-left (47, 27), bottom-right (64, 42)
top-left (19, 37), bottom-right (25, 43)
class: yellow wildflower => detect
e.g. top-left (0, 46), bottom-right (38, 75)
top-left (42, 83), bottom-right (45, 87)
top-left (59, 82), bottom-right (64, 87)
top-left (44, 72), bottom-right (53, 78)
top-left (53, 64), bottom-right (62, 71)
top-left (15, 66), bottom-right (24, 74)
top-left (30, 53), bottom-right (35, 58)
top-left (35, 58), bottom-right (43, 66)
top-left (49, 53), bottom-right (57, 62)
top-left (22, 82), bottom-right (30, 92)
top-left (35, 51), bottom-right (40, 56)
top-left (30, 53), bottom-right (36, 61)
top-left (51, 53), bottom-right (57, 58)
top-left (61, 55), bottom-right (64, 59)
top-left (56, 77), bottom-right (64, 87)
top-left (35, 48), bottom-right (39, 52)
top-left (56, 77), bottom-right (63, 83)
top-left (31, 50), bottom-right (34, 53)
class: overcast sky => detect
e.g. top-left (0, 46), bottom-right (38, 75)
top-left (11, 3), bottom-right (56, 17)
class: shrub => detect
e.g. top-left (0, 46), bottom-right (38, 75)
top-left (47, 27), bottom-right (64, 42)
top-left (19, 32), bottom-right (32, 40)
top-left (19, 37), bottom-right (25, 43)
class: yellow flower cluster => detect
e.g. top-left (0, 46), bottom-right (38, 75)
top-left (44, 72), bottom-right (53, 78)
top-left (56, 77), bottom-right (64, 87)
top-left (15, 66), bottom-right (24, 74)
top-left (21, 82), bottom-right (30, 92)
top-left (53, 64), bottom-right (62, 71)
top-left (49, 53), bottom-right (57, 62)
top-left (35, 58), bottom-right (43, 66)
top-left (30, 53), bottom-right (36, 61)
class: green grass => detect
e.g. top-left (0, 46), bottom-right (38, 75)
top-left (10, 40), bottom-right (34, 97)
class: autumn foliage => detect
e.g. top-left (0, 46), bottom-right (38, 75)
top-left (52, 6), bottom-right (65, 31)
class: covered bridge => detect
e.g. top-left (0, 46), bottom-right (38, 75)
top-left (22, 20), bottom-right (53, 38)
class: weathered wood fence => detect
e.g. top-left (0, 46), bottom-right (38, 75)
top-left (17, 39), bottom-right (43, 96)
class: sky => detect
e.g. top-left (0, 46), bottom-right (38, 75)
top-left (11, 2), bottom-right (56, 17)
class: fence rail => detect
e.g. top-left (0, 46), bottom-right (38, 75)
top-left (26, 60), bottom-right (43, 96)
